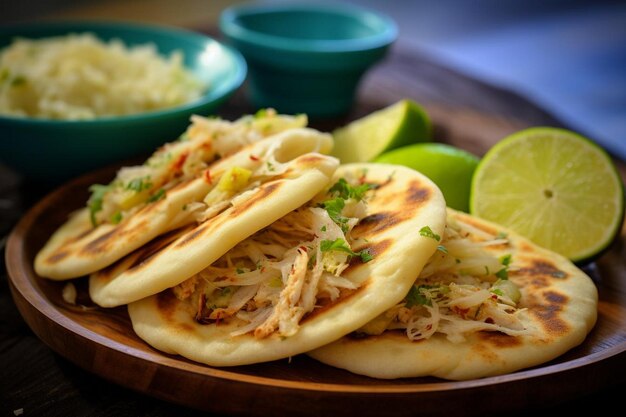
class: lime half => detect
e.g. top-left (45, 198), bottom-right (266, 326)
top-left (470, 127), bottom-right (624, 262)
top-left (331, 99), bottom-right (431, 163)
top-left (375, 143), bottom-right (479, 212)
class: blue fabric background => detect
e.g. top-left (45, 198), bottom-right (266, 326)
top-left (268, 0), bottom-right (626, 159)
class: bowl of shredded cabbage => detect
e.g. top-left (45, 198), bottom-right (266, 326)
top-left (0, 21), bottom-right (246, 183)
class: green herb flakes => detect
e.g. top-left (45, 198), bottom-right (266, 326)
top-left (307, 253), bottom-right (317, 269)
top-left (322, 197), bottom-right (348, 232)
top-left (406, 285), bottom-right (433, 307)
top-left (147, 188), bottom-right (166, 203)
top-left (419, 226), bottom-right (441, 241)
top-left (495, 254), bottom-right (511, 279)
top-left (11, 75), bottom-right (27, 87)
top-left (126, 176), bottom-right (152, 192)
top-left (495, 268), bottom-right (509, 280)
top-left (328, 178), bottom-right (373, 201)
top-left (320, 238), bottom-right (351, 254)
top-left (87, 183), bottom-right (111, 227)
top-left (320, 238), bottom-right (372, 262)
top-left (109, 211), bottom-right (122, 224)
top-left (359, 249), bottom-right (373, 263)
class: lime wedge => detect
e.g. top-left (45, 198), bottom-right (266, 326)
top-left (374, 143), bottom-right (479, 212)
top-left (470, 127), bottom-right (624, 262)
top-left (331, 100), bottom-right (432, 163)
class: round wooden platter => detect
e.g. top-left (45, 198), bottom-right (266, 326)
top-left (6, 108), bottom-right (626, 417)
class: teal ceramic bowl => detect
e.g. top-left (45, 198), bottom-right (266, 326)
top-left (0, 21), bottom-right (246, 184)
top-left (220, 3), bottom-right (397, 118)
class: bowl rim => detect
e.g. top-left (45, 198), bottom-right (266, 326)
top-left (0, 20), bottom-right (247, 125)
top-left (219, 3), bottom-right (398, 53)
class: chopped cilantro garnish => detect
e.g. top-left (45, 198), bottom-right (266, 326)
top-left (419, 226), bottom-right (440, 241)
top-left (494, 254), bottom-right (512, 279)
top-left (490, 288), bottom-right (504, 296)
top-left (235, 268), bottom-right (245, 274)
top-left (320, 238), bottom-right (372, 262)
top-left (328, 178), bottom-right (373, 201)
top-left (11, 75), bottom-right (27, 86)
top-left (321, 197), bottom-right (349, 232)
top-left (496, 231), bottom-right (508, 239)
top-left (322, 197), bottom-right (345, 216)
top-left (266, 161), bottom-right (275, 171)
top-left (405, 285), bottom-right (434, 307)
top-left (147, 188), bottom-right (166, 203)
top-left (437, 245), bottom-right (448, 254)
top-left (321, 225), bottom-right (327, 232)
top-left (320, 238), bottom-right (353, 254)
top-left (87, 183), bottom-right (111, 227)
top-left (359, 249), bottom-right (373, 263)
top-left (319, 178), bottom-right (374, 233)
top-left (109, 211), bottom-right (122, 224)
top-left (495, 268), bottom-right (508, 280)
top-left (126, 176), bottom-right (152, 192)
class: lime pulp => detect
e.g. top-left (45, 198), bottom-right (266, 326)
top-left (331, 99), bottom-right (431, 163)
top-left (470, 127), bottom-right (624, 262)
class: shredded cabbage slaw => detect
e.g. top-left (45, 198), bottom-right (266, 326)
top-left (359, 213), bottom-right (526, 343)
top-left (173, 177), bottom-right (374, 339)
top-left (87, 109), bottom-right (307, 226)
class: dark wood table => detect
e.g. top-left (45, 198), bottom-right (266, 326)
top-left (1, 42), bottom-right (625, 416)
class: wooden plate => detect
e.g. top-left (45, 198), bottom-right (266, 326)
top-left (6, 110), bottom-right (626, 417)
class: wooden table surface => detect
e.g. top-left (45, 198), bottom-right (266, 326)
top-left (2, 22), bottom-right (626, 417)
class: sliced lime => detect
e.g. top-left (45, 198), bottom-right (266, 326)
top-left (470, 127), bottom-right (624, 262)
top-left (374, 143), bottom-right (479, 212)
top-left (331, 99), bottom-right (432, 163)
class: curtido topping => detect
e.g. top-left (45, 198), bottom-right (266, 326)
top-left (359, 214), bottom-right (525, 343)
top-left (173, 177), bottom-right (375, 339)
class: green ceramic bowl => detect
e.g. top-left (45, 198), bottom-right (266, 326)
top-left (220, 3), bottom-right (397, 118)
top-left (0, 21), bottom-right (246, 184)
